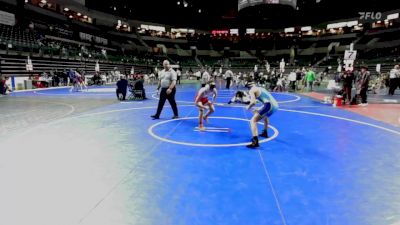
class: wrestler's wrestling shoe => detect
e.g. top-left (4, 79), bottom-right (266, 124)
top-left (259, 130), bottom-right (269, 138)
top-left (246, 137), bottom-right (260, 148)
top-left (198, 125), bottom-right (206, 131)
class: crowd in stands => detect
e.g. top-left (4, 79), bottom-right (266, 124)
top-left (2, 18), bottom-right (400, 71)
top-left (0, 2), bottom-right (399, 102)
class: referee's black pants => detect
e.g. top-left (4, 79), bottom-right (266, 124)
top-left (226, 77), bottom-right (232, 89)
top-left (389, 78), bottom-right (398, 95)
top-left (155, 87), bottom-right (178, 117)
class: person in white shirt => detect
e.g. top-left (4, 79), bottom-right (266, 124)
top-left (151, 60), bottom-right (179, 119)
top-left (195, 71), bottom-right (201, 80)
top-left (176, 68), bottom-right (182, 85)
top-left (149, 73), bottom-right (156, 85)
top-left (185, 70), bottom-right (190, 80)
top-left (265, 61), bottom-right (270, 73)
top-left (144, 74), bottom-right (150, 85)
top-left (234, 72), bottom-right (240, 88)
top-left (225, 69), bottom-right (233, 89)
top-left (288, 70), bottom-right (297, 91)
top-left (274, 76), bottom-right (285, 92)
top-left (389, 65), bottom-right (399, 95)
top-left (279, 59), bottom-right (285, 73)
top-left (201, 68), bottom-right (211, 87)
top-left (213, 70), bottom-right (218, 78)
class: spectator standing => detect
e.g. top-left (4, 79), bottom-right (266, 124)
top-left (388, 65), bottom-right (399, 95)
top-left (151, 60), bottom-right (179, 120)
top-left (176, 68), bottom-right (182, 85)
top-left (225, 68), bottom-right (233, 89)
top-left (296, 68), bottom-right (303, 90)
top-left (305, 68), bottom-right (316, 91)
top-left (288, 70), bottom-right (297, 92)
top-left (201, 67), bottom-right (210, 87)
top-left (356, 65), bottom-right (370, 106)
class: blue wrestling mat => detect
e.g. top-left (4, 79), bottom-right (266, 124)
top-left (2, 84), bottom-right (400, 225)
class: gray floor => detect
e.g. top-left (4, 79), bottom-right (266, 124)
top-left (0, 95), bottom-right (115, 137)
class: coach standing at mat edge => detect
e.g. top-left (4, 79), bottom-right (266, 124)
top-left (151, 60), bottom-right (179, 119)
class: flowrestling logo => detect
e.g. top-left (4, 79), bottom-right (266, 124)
top-left (359, 12), bottom-right (382, 22)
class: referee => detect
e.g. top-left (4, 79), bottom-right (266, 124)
top-left (151, 60), bottom-right (179, 119)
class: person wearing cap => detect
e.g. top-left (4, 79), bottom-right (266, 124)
top-left (194, 81), bottom-right (218, 130)
top-left (356, 65), bottom-right (370, 106)
top-left (245, 79), bottom-right (279, 148)
top-left (151, 60), bottom-right (179, 119)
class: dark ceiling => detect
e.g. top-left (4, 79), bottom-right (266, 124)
top-left (85, 0), bottom-right (400, 29)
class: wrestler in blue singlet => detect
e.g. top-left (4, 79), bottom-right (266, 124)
top-left (256, 87), bottom-right (279, 117)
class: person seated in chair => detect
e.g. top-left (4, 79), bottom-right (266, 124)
top-left (131, 77), bottom-right (147, 99)
top-left (116, 76), bottom-right (128, 100)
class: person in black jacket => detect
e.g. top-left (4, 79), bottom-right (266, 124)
top-left (356, 66), bottom-right (370, 106)
top-left (133, 78), bottom-right (147, 99)
top-left (341, 70), bottom-right (354, 104)
top-left (116, 76), bottom-right (128, 100)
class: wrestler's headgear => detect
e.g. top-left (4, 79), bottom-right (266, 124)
top-left (206, 81), bottom-right (216, 90)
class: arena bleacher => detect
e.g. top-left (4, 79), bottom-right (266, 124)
top-left (0, 0), bottom-right (398, 89)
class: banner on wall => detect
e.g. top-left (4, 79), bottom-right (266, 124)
top-left (79, 32), bottom-right (108, 45)
top-left (0, 10), bottom-right (15, 26)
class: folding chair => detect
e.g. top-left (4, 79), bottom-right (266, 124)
top-left (133, 90), bottom-right (144, 100)
top-left (127, 85), bottom-right (135, 100)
